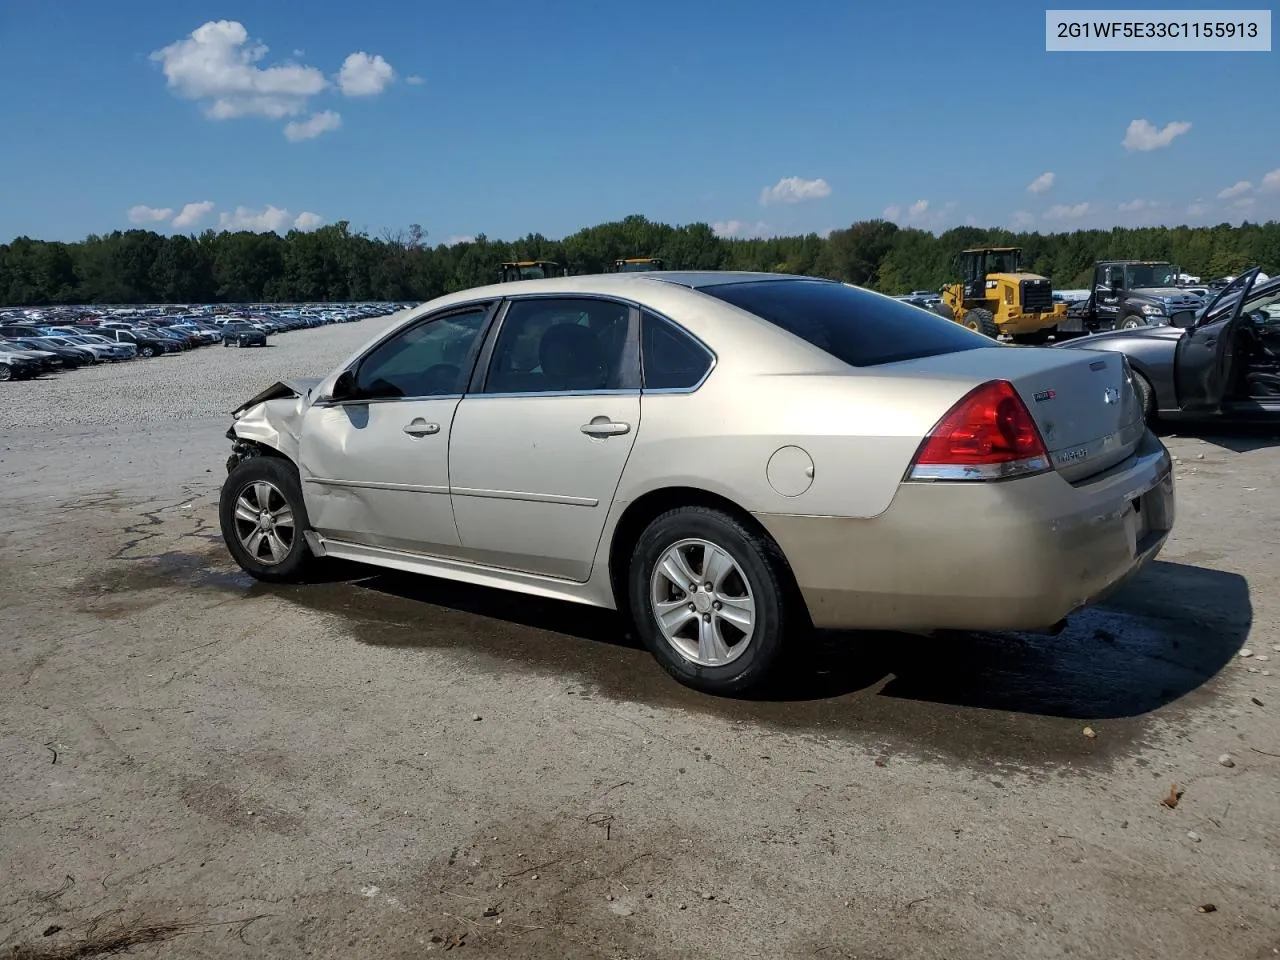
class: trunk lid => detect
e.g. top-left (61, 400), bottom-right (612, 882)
top-left (890, 346), bottom-right (1146, 482)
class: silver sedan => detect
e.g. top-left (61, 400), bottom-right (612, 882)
top-left (220, 272), bottom-right (1174, 694)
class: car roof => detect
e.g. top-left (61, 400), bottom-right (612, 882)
top-left (417, 271), bottom-right (830, 311)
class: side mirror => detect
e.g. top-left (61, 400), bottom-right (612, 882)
top-left (330, 369), bottom-right (356, 401)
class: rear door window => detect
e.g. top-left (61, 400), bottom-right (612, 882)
top-left (640, 312), bottom-right (713, 390)
top-left (699, 278), bottom-right (987, 367)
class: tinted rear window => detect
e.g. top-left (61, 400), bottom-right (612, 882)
top-left (699, 279), bottom-right (987, 367)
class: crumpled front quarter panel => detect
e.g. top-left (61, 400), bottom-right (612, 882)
top-left (231, 394), bottom-right (309, 463)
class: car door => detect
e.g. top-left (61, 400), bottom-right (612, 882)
top-left (297, 302), bottom-right (495, 556)
top-left (1094, 264), bottom-right (1121, 327)
top-left (1175, 267), bottom-right (1260, 411)
top-left (448, 296), bottom-right (641, 581)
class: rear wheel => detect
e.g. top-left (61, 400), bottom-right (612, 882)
top-left (219, 456), bottom-right (317, 583)
top-left (1132, 370), bottom-right (1156, 422)
top-left (628, 506), bottom-right (800, 694)
top-left (961, 307), bottom-right (1000, 339)
top-left (0, 363), bottom-right (11, 381)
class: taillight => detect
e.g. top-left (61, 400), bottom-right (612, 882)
top-left (907, 379), bottom-right (1051, 481)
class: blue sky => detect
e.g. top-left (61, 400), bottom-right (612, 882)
top-left (2, 0), bottom-right (1277, 243)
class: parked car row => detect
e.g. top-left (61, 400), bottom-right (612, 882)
top-left (0, 302), bottom-right (406, 381)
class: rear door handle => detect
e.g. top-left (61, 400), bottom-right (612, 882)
top-left (403, 419), bottom-right (440, 437)
top-left (581, 419), bottom-right (630, 437)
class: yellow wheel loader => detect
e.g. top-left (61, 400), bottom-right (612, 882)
top-left (934, 247), bottom-right (1067, 343)
top-left (613, 258), bottom-right (665, 272)
top-left (497, 260), bottom-right (567, 283)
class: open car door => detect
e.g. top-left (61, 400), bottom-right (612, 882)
top-left (1175, 266), bottom-right (1260, 413)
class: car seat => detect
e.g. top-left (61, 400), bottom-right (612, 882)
top-left (539, 323), bottom-right (607, 391)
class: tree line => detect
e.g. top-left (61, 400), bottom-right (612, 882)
top-left (2, 214), bottom-right (1277, 306)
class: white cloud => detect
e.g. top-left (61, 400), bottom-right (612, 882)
top-left (444, 234), bottom-right (476, 246)
top-left (218, 204), bottom-right (295, 232)
top-left (1187, 200), bottom-right (1211, 217)
top-left (293, 211), bottom-right (324, 231)
top-left (1117, 199), bottom-right (1160, 213)
top-left (1122, 118), bottom-right (1191, 152)
top-left (405, 75), bottom-right (425, 86)
top-left (127, 204), bottom-right (173, 224)
top-left (908, 199), bottom-right (929, 217)
top-left (758, 176), bottom-right (831, 206)
top-left (338, 52), bottom-right (396, 96)
top-left (172, 200), bottom-right (215, 229)
top-left (1044, 202), bottom-right (1092, 221)
top-left (882, 205), bottom-right (900, 221)
top-left (1217, 180), bottom-right (1252, 200)
top-left (284, 110), bottom-right (342, 142)
top-left (1010, 210), bottom-right (1035, 229)
top-left (151, 20), bottom-right (328, 121)
top-left (1232, 195), bottom-right (1256, 211)
top-left (1262, 169), bottom-right (1280, 192)
top-left (712, 220), bottom-right (770, 238)
top-left (1027, 171), bottom-right (1055, 195)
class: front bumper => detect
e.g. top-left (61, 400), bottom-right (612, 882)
top-left (756, 430), bottom-right (1174, 632)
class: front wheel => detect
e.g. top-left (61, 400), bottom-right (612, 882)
top-left (628, 506), bottom-right (801, 694)
top-left (219, 456), bottom-right (317, 583)
top-left (961, 307), bottom-right (1000, 338)
top-left (1121, 315), bottom-right (1145, 330)
top-left (139, 345), bottom-right (156, 358)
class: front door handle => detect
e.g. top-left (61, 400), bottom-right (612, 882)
top-left (403, 419), bottom-right (440, 437)
top-left (581, 419), bottom-right (631, 437)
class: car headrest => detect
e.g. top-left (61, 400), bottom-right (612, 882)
top-left (539, 323), bottom-right (604, 389)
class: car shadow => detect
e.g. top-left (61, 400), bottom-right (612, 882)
top-left (291, 558), bottom-right (1249, 724)
top-left (1159, 420), bottom-right (1280, 453)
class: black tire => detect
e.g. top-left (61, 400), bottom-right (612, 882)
top-left (223, 340), bottom-right (230, 348)
top-left (1132, 369), bottom-right (1156, 422)
top-left (219, 456), bottom-right (317, 583)
top-left (628, 506), bottom-right (801, 694)
top-left (931, 302), bottom-right (956, 322)
top-left (1011, 327), bottom-right (1053, 345)
top-left (961, 307), bottom-right (1000, 338)
top-left (1120, 315), bottom-right (1145, 330)
top-left (0, 363), bottom-right (10, 382)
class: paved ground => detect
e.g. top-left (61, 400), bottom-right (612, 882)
top-left (1, 319), bottom-right (1278, 959)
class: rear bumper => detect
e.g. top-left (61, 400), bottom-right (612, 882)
top-left (756, 430), bottom-right (1174, 631)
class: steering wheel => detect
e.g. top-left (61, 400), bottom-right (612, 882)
top-left (416, 362), bottom-right (461, 396)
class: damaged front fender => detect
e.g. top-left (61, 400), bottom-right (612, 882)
top-left (226, 377), bottom-right (323, 469)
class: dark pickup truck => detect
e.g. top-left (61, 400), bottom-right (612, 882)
top-left (1059, 260), bottom-right (1206, 335)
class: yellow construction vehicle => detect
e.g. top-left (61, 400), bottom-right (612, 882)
top-left (935, 247), bottom-right (1067, 343)
top-left (613, 257), bottom-right (664, 272)
top-left (497, 260), bottom-right (566, 283)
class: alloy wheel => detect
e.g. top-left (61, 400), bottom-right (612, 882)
top-left (231, 480), bottom-right (295, 565)
top-left (649, 538), bottom-right (756, 667)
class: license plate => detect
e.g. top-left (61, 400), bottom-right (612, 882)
top-left (1132, 497), bottom-right (1151, 547)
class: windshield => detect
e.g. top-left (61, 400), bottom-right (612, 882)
top-left (985, 250), bottom-right (1019, 273)
top-left (1124, 263), bottom-right (1176, 288)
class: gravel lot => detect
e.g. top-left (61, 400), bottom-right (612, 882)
top-left (1, 323), bottom-right (1278, 959)
top-left (0, 314), bottom-right (405, 430)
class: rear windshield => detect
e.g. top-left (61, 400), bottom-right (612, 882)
top-left (698, 278), bottom-right (988, 367)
